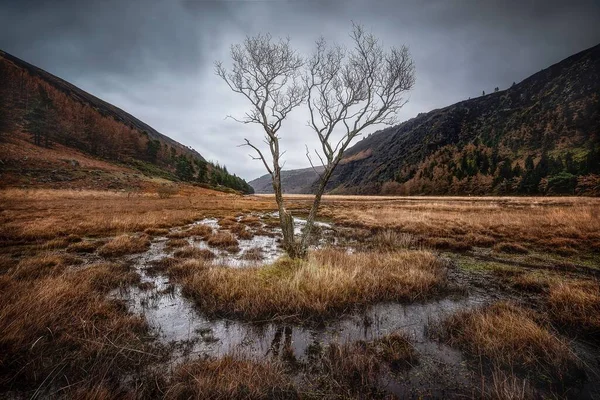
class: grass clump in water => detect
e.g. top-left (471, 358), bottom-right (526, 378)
top-left (176, 249), bottom-right (446, 323)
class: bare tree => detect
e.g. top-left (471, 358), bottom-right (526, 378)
top-left (216, 24), bottom-right (415, 258)
top-left (215, 34), bottom-right (306, 257)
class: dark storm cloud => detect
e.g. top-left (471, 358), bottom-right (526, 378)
top-left (1, 0), bottom-right (599, 180)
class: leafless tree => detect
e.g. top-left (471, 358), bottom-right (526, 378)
top-left (216, 24), bottom-right (415, 258)
top-left (215, 33), bottom-right (306, 256)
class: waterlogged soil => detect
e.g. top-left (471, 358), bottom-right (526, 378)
top-left (104, 214), bottom-right (600, 398)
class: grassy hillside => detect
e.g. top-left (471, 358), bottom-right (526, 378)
top-left (0, 50), bottom-right (253, 193)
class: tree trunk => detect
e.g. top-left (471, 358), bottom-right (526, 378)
top-left (271, 139), bottom-right (303, 258)
top-left (298, 167), bottom-right (333, 256)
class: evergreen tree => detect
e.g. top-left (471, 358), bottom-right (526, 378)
top-left (175, 155), bottom-right (194, 181)
top-left (25, 86), bottom-right (56, 147)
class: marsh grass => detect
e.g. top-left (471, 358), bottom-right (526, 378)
top-left (165, 238), bottom-right (189, 249)
top-left (164, 333), bottom-right (416, 400)
top-left (11, 252), bottom-right (82, 280)
top-left (302, 332), bottom-right (418, 398)
top-left (372, 229), bottom-right (416, 250)
top-left (97, 234), bottom-right (151, 257)
top-left (206, 231), bottom-right (239, 248)
top-left (163, 355), bottom-right (296, 400)
top-left (547, 280), bottom-right (600, 337)
top-left (66, 239), bottom-right (105, 253)
top-left (175, 249), bottom-right (446, 322)
top-left (436, 302), bottom-right (583, 383)
top-left (0, 262), bottom-right (159, 396)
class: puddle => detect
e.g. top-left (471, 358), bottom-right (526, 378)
top-left (165, 214), bottom-right (334, 268)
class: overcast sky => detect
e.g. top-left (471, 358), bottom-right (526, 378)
top-left (1, 0), bottom-right (599, 180)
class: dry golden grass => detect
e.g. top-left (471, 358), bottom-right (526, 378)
top-left (230, 223), bottom-right (255, 240)
top-left (485, 367), bottom-right (535, 400)
top-left (176, 249), bottom-right (446, 322)
top-left (163, 332), bottom-right (416, 400)
top-left (11, 252), bottom-right (82, 280)
top-left (313, 195), bottom-right (600, 254)
top-left (206, 231), bottom-right (239, 248)
top-left (173, 246), bottom-right (216, 260)
top-left (163, 355), bottom-right (296, 400)
top-left (0, 188), bottom-right (280, 244)
top-left (372, 229), bottom-right (416, 250)
top-left (97, 234), bottom-right (151, 257)
top-left (66, 239), bottom-right (105, 253)
top-left (0, 262), bottom-right (157, 395)
top-left (165, 238), bottom-right (189, 249)
top-left (439, 302), bottom-right (582, 382)
top-left (144, 227), bottom-right (170, 236)
top-left (547, 280), bottom-right (600, 336)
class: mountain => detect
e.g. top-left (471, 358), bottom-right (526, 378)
top-left (249, 166), bottom-right (324, 194)
top-left (0, 50), bottom-right (253, 193)
top-left (255, 44), bottom-right (600, 196)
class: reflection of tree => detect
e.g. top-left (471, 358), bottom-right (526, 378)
top-left (267, 326), bottom-right (296, 363)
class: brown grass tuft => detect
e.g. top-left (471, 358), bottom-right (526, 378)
top-left (438, 302), bottom-right (581, 382)
top-left (41, 237), bottom-right (71, 249)
top-left (464, 233), bottom-right (497, 247)
top-left (310, 332), bottom-right (417, 398)
top-left (166, 259), bottom-right (209, 280)
top-left (238, 215), bottom-right (262, 226)
top-left (230, 223), bottom-right (254, 240)
top-left (173, 246), bottom-right (216, 260)
top-left (186, 224), bottom-right (214, 238)
top-left (67, 240), bottom-right (104, 253)
top-left (372, 229), bottom-right (415, 250)
top-left (0, 262), bottom-right (156, 395)
top-left (97, 234), bottom-right (150, 257)
top-left (427, 237), bottom-right (472, 252)
top-left (165, 238), bottom-right (189, 249)
top-left (547, 280), bottom-right (600, 337)
top-left (163, 355), bottom-right (296, 400)
top-left (179, 249), bottom-right (446, 322)
top-left (207, 231), bottom-right (239, 248)
top-left (11, 253), bottom-right (82, 280)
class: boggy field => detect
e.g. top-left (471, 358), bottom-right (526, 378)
top-left (1, 188), bottom-right (599, 399)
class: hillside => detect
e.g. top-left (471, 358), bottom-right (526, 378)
top-left (0, 50), bottom-right (253, 193)
top-left (249, 166), bottom-right (324, 194)
top-left (327, 43), bottom-right (600, 196)
top-left (255, 44), bottom-right (600, 196)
